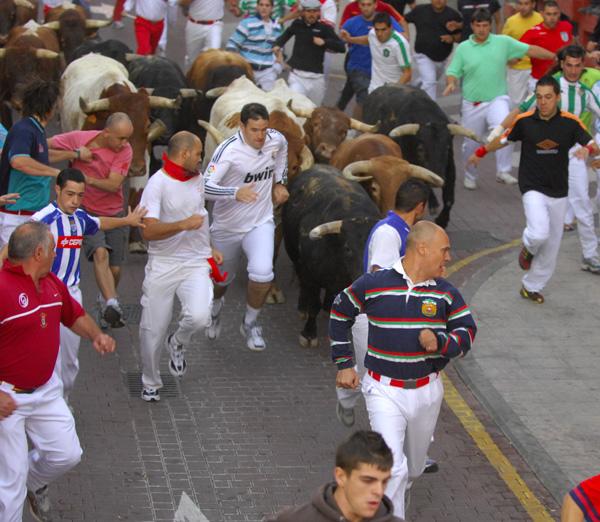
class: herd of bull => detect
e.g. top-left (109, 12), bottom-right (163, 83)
top-left (0, 4), bottom-right (484, 345)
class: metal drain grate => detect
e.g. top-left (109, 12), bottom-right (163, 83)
top-left (121, 304), bottom-right (143, 325)
top-left (124, 372), bottom-right (180, 398)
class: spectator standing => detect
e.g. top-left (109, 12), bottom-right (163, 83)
top-left (405, 0), bottom-right (462, 101)
top-left (273, 0), bottom-right (345, 106)
top-left (502, 0), bottom-right (543, 106)
top-left (48, 113), bottom-right (133, 329)
top-left (226, 0), bottom-right (283, 91)
top-left (457, 0), bottom-right (501, 41)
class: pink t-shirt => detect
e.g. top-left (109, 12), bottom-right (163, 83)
top-left (50, 130), bottom-right (132, 216)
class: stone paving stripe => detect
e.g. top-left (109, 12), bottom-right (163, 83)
top-left (446, 238), bottom-right (521, 277)
top-left (442, 374), bottom-right (553, 521)
top-left (174, 492), bottom-right (210, 522)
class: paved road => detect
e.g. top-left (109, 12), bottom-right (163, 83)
top-left (20, 1), bottom-right (600, 520)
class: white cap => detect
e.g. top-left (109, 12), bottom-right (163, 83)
top-left (300, 0), bottom-right (321, 9)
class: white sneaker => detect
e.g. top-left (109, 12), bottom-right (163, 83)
top-left (114, 19), bottom-right (124, 28)
top-left (463, 178), bottom-right (477, 190)
top-left (496, 171), bottom-right (518, 185)
top-left (205, 302), bottom-right (222, 340)
top-left (240, 321), bottom-right (266, 351)
top-left (27, 485), bottom-right (51, 521)
top-left (581, 256), bottom-right (600, 274)
top-left (167, 334), bottom-right (187, 377)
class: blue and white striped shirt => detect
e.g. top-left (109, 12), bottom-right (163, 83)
top-left (226, 15), bottom-right (282, 68)
top-left (32, 202), bottom-right (100, 289)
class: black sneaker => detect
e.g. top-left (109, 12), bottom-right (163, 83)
top-left (103, 302), bottom-right (125, 328)
top-left (141, 387), bottom-right (160, 402)
top-left (27, 485), bottom-right (51, 521)
top-left (424, 458), bottom-right (439, 473)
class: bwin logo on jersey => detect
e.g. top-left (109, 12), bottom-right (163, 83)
top-left (243, 167), bottom-right (274, 183)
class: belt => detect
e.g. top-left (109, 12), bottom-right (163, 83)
top-left (251, 63), bottom-right (272, 72)
top-left (0, 208), bottom-right (35, 216)
top-left (187, 16), bottom-right (219, 24)
top-left (0, 381), bottom-right (37, 394)
top-left (367, 370), bottom-right (438, 390)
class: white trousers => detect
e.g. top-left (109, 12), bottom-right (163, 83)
top-left (522, 190), bottom-right (568, 292)
top-left (507, 68), bottom-right (532, 107)
top-left (563, 147), bottom-right (599, 259)
top-left (288, 69), bottom-right (325, 106)
top-left (413, 53), bottom-right (447, 101)
top-left (139, 257), bottom-right (213, 389)
top-left (56, 286), bottom-right (83, 401)
top-left (185, 20), bottom-right (223, 66)
top-left (336, 313), bottom-right (368, 409)
top-left (0, 212), bottom-right (29, 248)
top-left (0, 373), bottom-right (82, 522)
top-left (211, 220), bottom-right (275, 285)
top-left (461, 96), bottom-right (514, 182)
top-left (254, 66), bottom-right (279, 92)
top-left (362, 372), bottom-right (443, 520)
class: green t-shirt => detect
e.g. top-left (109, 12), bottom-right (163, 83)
top-left (446, 34), bottom-right (529, 102)
top-left (579, 67), bottom-right (600, 130)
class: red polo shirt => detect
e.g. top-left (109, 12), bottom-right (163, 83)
top-left (520, 20), bottom-right (573, 79)
top-left (0, 260), bottom-right (85, 389)
top-left (340, 0), bottom-right (404, 27)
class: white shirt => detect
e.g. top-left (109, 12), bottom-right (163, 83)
top-left (368, 29), bottom-right (411, 93)
top-left (204, 129), bottom-right (288, 234)
top-left (366, 224), bottom-right (402, 271)
top-left (188, 0), bottom-right (224, 21)
top-left (320, 0), bottom-right (337, 25)
top-left (127, 0), bottom-right (170, 21)
top-left (32, 202), bottom-right (100, 289)
top-left (140, 169), bottom-right (212, 260)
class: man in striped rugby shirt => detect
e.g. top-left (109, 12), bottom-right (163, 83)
top-left (329, 220), bottom-right (477, 519)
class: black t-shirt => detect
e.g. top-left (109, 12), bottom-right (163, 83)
top-left (405, 4), bottom-right (462, 62)
top-left (507, 110), bottom-right (591, 198)
top-left (381, 0), bottom-right (413, 15)
top-left (458, 0), bottom-right (500, 41)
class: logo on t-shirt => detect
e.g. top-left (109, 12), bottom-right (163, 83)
top-left (421, 299), bottom-right (437, 317)
top-left (243, 166), bottom-right (274, 183)
top-left (536, 139), bottom-right (559, 154)
top-left (57, 235), bottom-right (83, 248)
top-left (560, 31), bottom-right (569, 42)
top-left (18, 292), bottom-right (29, 308)
top-left (383, 48), bottom-right (390, 57)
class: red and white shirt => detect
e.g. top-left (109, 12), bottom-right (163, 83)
top-left (520, 20), bottom-right (573, 79)
top-left (0, 261), bottom-right (85, 389)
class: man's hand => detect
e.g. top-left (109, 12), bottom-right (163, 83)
top-left (0, 390), bottom-right (17, 420)
top-left (78, 146), bottom-right (93, 162)
top-left (467, 153), bottom-right (482, 168)
top-left (440, 34), bottom-right (453, 44)
top-left (340, 29), bottom-right (351, 43)
top-left (446, 20), bottom-right (461, 31)
top-left (313, 36), bottom-right (325, 46)
top-left (125, 205), bottom-right (148, 227)
top-left (442, 82), bottom-right (456, 96)
top-left (591, 157), bottom-right (600, 169)
top-left (336, 368), bottom-right (360, 389)
top-left (211, 247), bottom-right (224, 265)
top-left (419, 329), bottom-right (438, 353)
top-left (92, 333), bottom-right (116, 354)
top-left (272, 183), bottom-right (289, 206)
top-left (180, 214), bottom-right (204, 230)
top-left (575, 146), bottom-right (590, 161)
top-left (0, 193), bottom-right (19, 206)
top-left (236, 183), bottom-right (259, 203)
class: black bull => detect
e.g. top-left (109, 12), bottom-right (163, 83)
top-left (363, 84), bottom-right (457, 228)
top-left (282, 165), bottom-right (379, 347)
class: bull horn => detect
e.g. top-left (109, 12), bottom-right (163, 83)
top-left (286, 99), bottom-right (314, 119)
top-left (85, 19), bottom-right (112, 29)
top-left (197, 120), bottom-right (225, 144)
top-left (14, 0), bottom-right (35, 8)
top-left (35, 49), bottom-right (59, 59)
top-left (147, 119), bottom-right (167, 143)
top-left (205, 86), bottom-right (227, 99)
top-left (179, 88), bottom-right (202, 98)
top-left (0, 49), bottom-right (6, 58)
top-left (299, 145), bottom-right (313, 171)
top-left (42, 21), bottom-right (60, 30)
top-left (148, 95), bottom-right (182, 109)
top-left (342, 160), bottom-right (374, 182)
top-left (125, 53), bottom-right (143, 61)
top-left (309, 220), bottom-right (343, 240)
top-left (79, 96), bottom-right (110, 113)
top-left (389, 123), bottom-right (420, 138)
top-left (409, 164), bottom-right (444, 188)
top-left (349, 118), bottom-right (378, 133)
top-left (447, 123), bottom-right (483, 143)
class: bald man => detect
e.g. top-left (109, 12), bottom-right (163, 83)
top-left (137, 132), bottom-right (222, 402)
top-left (329, 221), bottom-right (477, 519)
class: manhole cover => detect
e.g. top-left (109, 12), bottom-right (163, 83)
top-left (121, 304), bottom-right (142, 325)
top-left (124, 372), bottom-right (179, 398)
top-left (447, 230), bottom-right (503, 251)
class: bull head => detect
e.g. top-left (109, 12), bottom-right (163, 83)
top-left (342, 160), bottom-right (443, 187)
top-left (388, 124), bottom-right (420, 138)
top-left (197, 120), bottom-right (225, 144)
top-left (79, 96), bottom-right (109, 113)
top-left (447, 123), bottom-right (483, 143)
top-left (309, 220), bottom-right (342, 240)
top-left (147, 119), bottom-right (167, 142)
top-left (148, 95), bottom-right (182, 109)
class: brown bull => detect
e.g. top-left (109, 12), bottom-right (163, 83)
top-left (0, 0), bottom-right (35, 44)
top-left (5, 24), bottom-right (60, 51)
top-left (330, 133), bottom-right (403, 169)
top-left (186, 49), bottom-right (254, 93)
top-left (43, 4), bottom-right (110, 62)
top-left (287, 102), bottom-right (379, 163)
